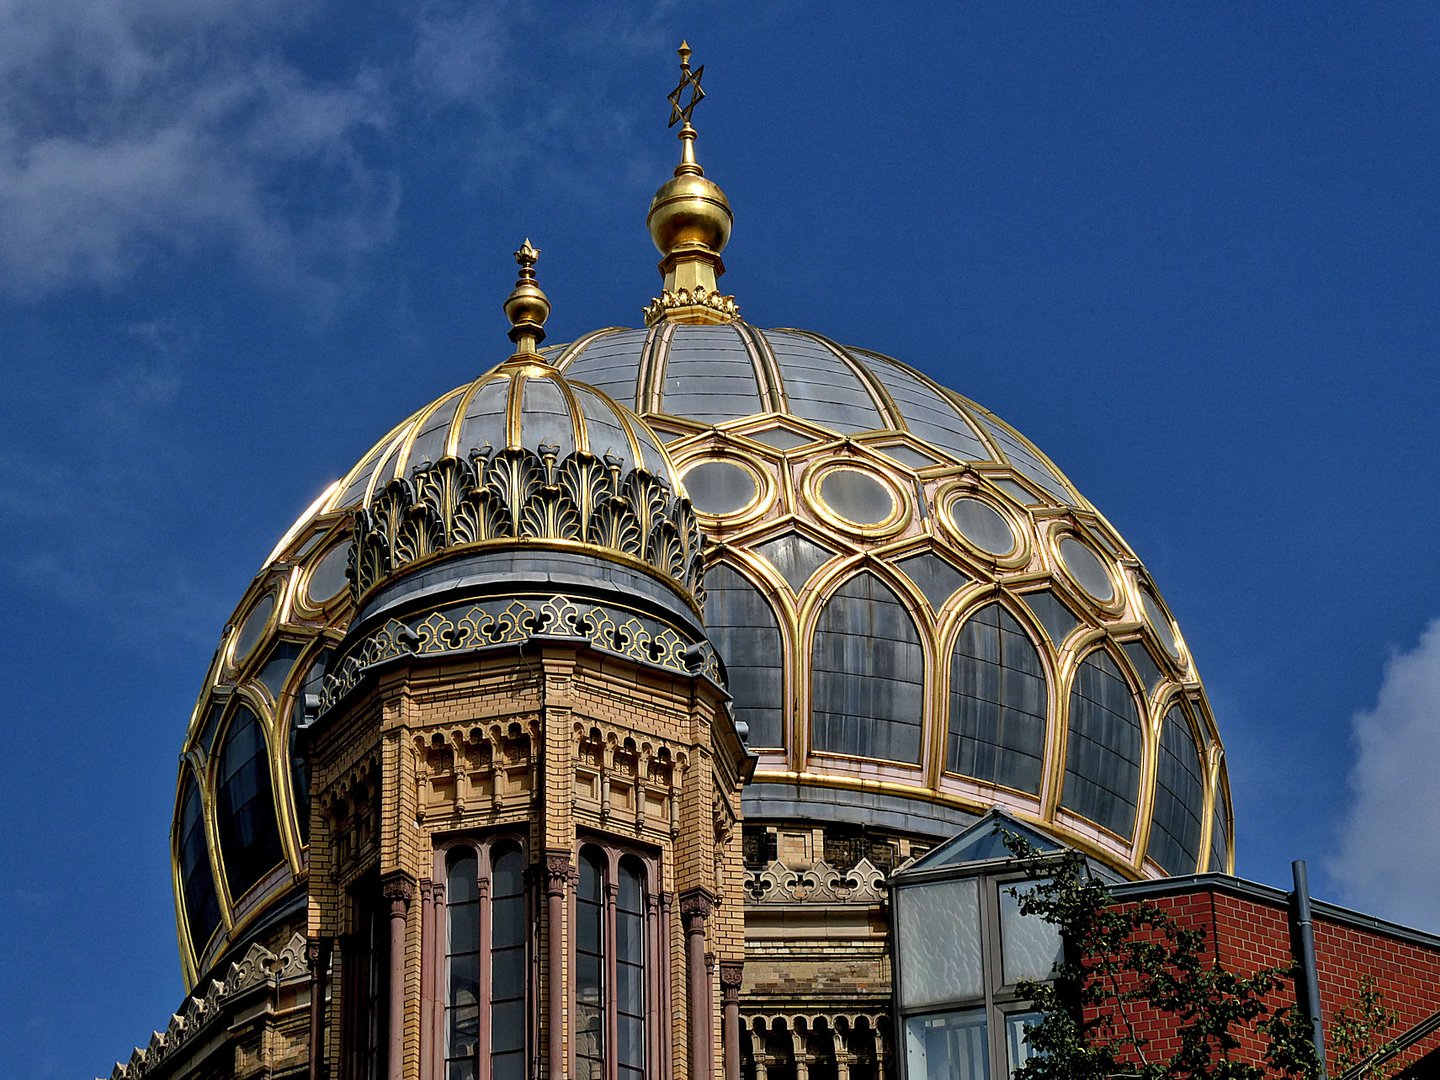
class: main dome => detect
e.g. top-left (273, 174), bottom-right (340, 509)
top-left (168, 62), bottom-right (1232, 988)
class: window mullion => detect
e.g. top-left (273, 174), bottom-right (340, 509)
top-left (605, 877), bottom-right (620, 1080)
top-left (478, 860), bottom-right (493, 1078)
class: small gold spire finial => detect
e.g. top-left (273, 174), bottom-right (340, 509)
top-left (646, 41), bottom-right (738, 326)
top-left (503, 238), bottom-right (550, 357)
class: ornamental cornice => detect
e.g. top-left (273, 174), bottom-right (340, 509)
top-left (349, 447), bottom-right (705, 606)
top-left (743, 857), bottom-right (887, 906)
top-left (319, 593), bottom-right (722, 714)
top-left (103, 932), bottom-right (310, 1080)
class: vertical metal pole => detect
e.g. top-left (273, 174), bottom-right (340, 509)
top-left (1291, 860), bottom-right (1327, 1079)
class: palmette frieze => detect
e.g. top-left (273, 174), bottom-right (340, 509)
top-left (319, 593), bottom-right (723, 714)
top-left (348, 447), bottom-right (706, 605)
top-left (643, 284), bottom-right (740, 326)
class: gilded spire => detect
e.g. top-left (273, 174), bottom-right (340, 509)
top-left (503, 239), bottom-right (550, 358)
top-left (645, 41), bottom-right (738, 326)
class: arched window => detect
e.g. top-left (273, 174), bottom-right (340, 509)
top-left (441, 837), bottom-right (530, 1080)
top-left (1061, 650), bottom-right (1143, 839)
top-left (177, 771), bottom-right (221, 958)
top-left (576, 845), bottom-right (655, 1080)
top-left (214, 704), bottom-right (285, 901)
top-left (947, 603), bottom-right (1047, 794)
top-left (1146, 706), bottom-right (1206, 874)
top-left (1209, 784), bottom-right (1230, 872)
top-left (812, 572), bottom-right (925, 764)
top-left (704, 563), bottom-right (785, 749)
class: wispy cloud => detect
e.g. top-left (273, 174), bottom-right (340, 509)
top-left (0, 0), bottom-right (393, 300)
top-left (1326, 619), bottom-right (1440, 931)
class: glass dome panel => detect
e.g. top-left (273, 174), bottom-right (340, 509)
top-left (558, 328), bottom-right (650, 408)
top-left (1061, 650), bottom-right (1142, 838)
top-left (766, 332), bottom-right (886, 432)
top-left (950, 497), bottom-right (1016, 557)
top-left (1020, 590), bottom-right (1078, 648)
top-left (660, 325), bottom-right (765, 423)
top-left (1147, 706), bottom-right (1205, 875)
top-left (178, 773), bottom-right (221, 955)
top-left (307, 542), bottom-right (351, 605)
top-left (812, 572), bottom-right (925, 763)
top-left (1141, 590), bottom-right (1181, 659)
top-left (852, 351), bottom-right (990, 461)
top-left (684, 461), bottom-right (757, 515)
top-left (1059, 537), bottom-right (1114, 604)
top-left (215, 705), bottom-right (285, 901)
top-left (519, 376), bottom-right (577, 460)
top-left (947, 603), bottom-right (1047, 794)
top-left (571, 386), bottom-right (635, 466)
top-left (1209, 790), bottom-right (1230, 872)
top-left (233, 593), bottom-right (274, 663)
top-left (704, 564), bottom-right (784, 749)
top-left (819, 468), bottom-right (894, 525)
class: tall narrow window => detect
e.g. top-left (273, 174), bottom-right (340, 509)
top-left (576, 850), bottom-right (606, 1080)
top-left (616, 858), bottom-right (647, 1080)
top-left (441, 838), bottom-right (530, 1080)
top-left (575, 845), bottom-right (654, 1080)
top-left (346, 886), bottom-right (388, 1080)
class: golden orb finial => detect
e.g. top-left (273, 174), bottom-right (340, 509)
top-left (503, 238), bottom-right (550, 357)
top-left (645, 41), bottom-right (738, 326)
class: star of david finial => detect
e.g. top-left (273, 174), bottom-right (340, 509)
top-left (667, 40), bottom-right (705, 128)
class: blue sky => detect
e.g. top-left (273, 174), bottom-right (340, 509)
top-left (3, 3), bottom-right (1440, 1076)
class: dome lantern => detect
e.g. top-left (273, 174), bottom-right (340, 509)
top-left (644, 41), bottom-right (739, 327)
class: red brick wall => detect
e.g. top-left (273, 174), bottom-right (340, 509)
top-left (1081, 884), bottom-right (1440, 1074)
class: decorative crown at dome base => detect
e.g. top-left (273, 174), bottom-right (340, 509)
top-left (644, 284), bottom-right (740, 326)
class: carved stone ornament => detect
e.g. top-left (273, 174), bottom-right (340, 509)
top-left (719, 961), bottom-right (745, 1001)
top-left (743, 857), bottom-right (888, 905)
top-left (320, 593), bottom-right (722, 713)
top-left (679, 889), bottom-right (715, 931)
top-left (544, 852), bottom-right (573, 896)
top-left (106, 933), bottom-right (311, 1080)
top-left (382, 874), bottom-right (416, 905)
top-left (348, 447), bottom-right (706, 604)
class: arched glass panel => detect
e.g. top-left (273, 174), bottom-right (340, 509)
top-left (491, 845), bottom-right (526, 1080)
top-left (947, 603), bottom-right (1047, 794)
top-left (178, 773), bottom-right (221, 955)
top-left (1147, 707), bottom-right (1206, 874)
top-left (214, 705), bottom-right (285, 900)
top-left (812, 573), bottom-right (925, 763)
top-left (1061, 651), bottom-right (1143, 838)
top-left (704, 564), bottom-right (784, 748)
top-left (446, 850), bottom-right (480, 1080)
top-left (616, 858), bottom-right (647, 1080)
top-left (576, 849), bottom-right (606, 1080)
top-left (1210, 788), bottom-right (1230, 872)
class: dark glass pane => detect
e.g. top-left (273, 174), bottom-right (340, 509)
top-left (215, 705), bottom-right (285, 900)
top-left (617, 911), bottom-right (642, 965)
top-left (947, 603), bottom-right (1047, 794)
top-left (812, 573), bottom-right (925, 764)
top-left (491, 999), bottom-right (526, 1053)
top-left (178, 774), bottom-right (222, 952)
top-left (617, 958), bottom-right (645, 1016)
top-left (448, 1000), bottom-right (478, 1058)
top-left (685, 461), bottom-right (758, 515)
top-left (493, 890), bottom-right (525, 949)
top-left (618, 1013), bottom-right (645, 1069)
top-left (448, 952), bottom-right (479, 1011)
top-left (1021, 589), bottom-right (1078, 648)
top-left (820, 469), bottom-right (894, 524)
top-left (580, 848), bottom-right (604, 902)
top-left (1146, 706), bottom-right (1206, 874)
top-left (492, 1051), bottom-right (525, 1080)
top-left (1210, 792), bottom-right (1230, 872)
top-left (766, 331), bottom-right (886, 433)
top-left (704, 564), bottom-right (785, 748)
top-left (493, 845), bottom-right (524, 898)
top-left (448, 901), bottom-right (479, 954)
top-left (448, 1060), bottom-right (478, 1080)
top-left (577, 899), bottom-right (601, 955)
top-left (447, 850), bottom-right (479, 904)
top-left (492, 945), bottom-right (525, 1001)
top-left (618, 859), bottom-right (644, 914)
top-left (1061, 650), bottom-right (1143, 837)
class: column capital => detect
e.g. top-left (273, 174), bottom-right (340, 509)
top-left (381, 872), bottom-right (416, 906)
top-left (543, 849), bottom-right (573, 897)
top-left (679, 887), bottom-right (716, 933)
top-left (719, 960), bottom-right (744, 999)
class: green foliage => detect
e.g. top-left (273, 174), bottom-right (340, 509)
top-left (1001, 831), bottom-right (1321, 1080)
top-left (1329, 977), bottom-right (1400, 1079)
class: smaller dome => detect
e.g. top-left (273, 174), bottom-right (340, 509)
top-left (346, 354), bottom-right (706, 617)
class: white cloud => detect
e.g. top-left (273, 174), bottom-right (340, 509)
top-left (0, 0), bottom-right (393, 299)
top-left (1326, 619), bottom-right (1440, 931)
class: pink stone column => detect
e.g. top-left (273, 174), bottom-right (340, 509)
top-left (545, 851), bottom-right (573, 1080)
top-left (307, 937), bottom-right (330, 1080)
top-left (383, 875), bottom-right (416, 1080)
top-left (680, 891), bottom-right (715, 1080)
top-left (719, 963), bottom-right (743, 1080)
